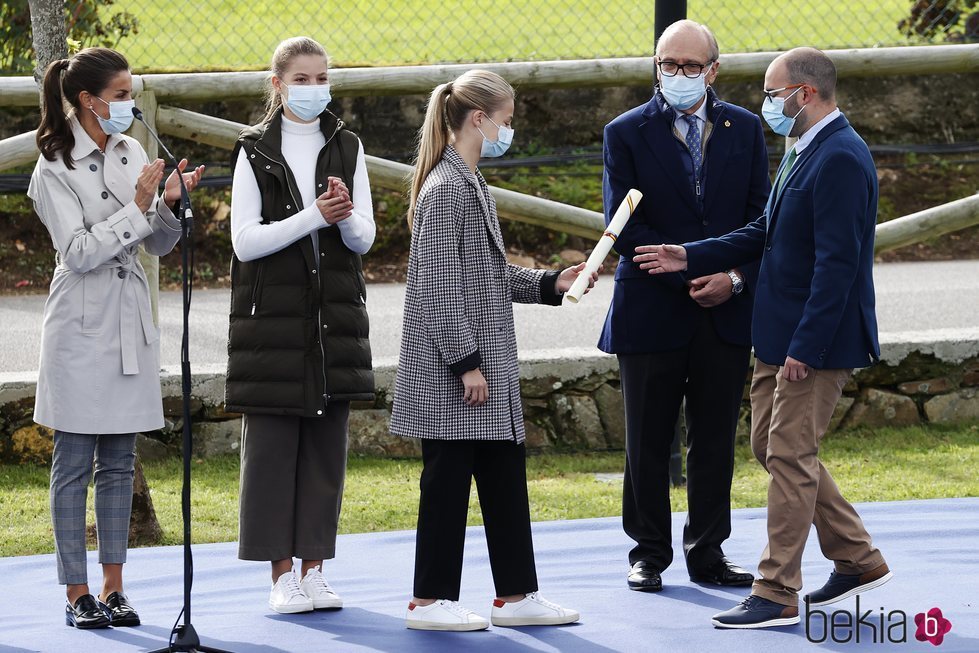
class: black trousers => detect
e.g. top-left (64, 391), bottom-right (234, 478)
top-left (619, 312), bottom-right (751, 572)
top-left (413, 439), bottom-right (539, 600)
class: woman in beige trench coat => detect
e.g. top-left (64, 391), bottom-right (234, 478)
top-left (28, 48), bottom-right (203, 630)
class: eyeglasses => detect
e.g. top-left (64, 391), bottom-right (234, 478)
top-left (656, 60), bottom-right (713, 78)
top-left (762, 83), bottom-right (811, 102)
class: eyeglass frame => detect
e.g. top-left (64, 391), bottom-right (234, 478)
top-left (762, 83), bottom-right (816, 102)
top-left (655, 59), bottom-right (715, 79)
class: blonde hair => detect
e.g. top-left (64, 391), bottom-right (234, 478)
top-left (264, 36), bottom-right (328, 123)
top-left (407, 69), bottom-right (515, 226)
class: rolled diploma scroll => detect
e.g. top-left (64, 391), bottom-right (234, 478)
top-left (565, 188), bottom-right (643, 303)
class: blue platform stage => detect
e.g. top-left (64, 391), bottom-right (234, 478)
top-left (1, 498), bottom-right (976, 652)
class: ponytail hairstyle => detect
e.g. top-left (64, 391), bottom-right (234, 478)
top-left (407, 69), bottom-right (515, 227)
top-left (36, 47), bottom-right (130, 169)
top-left (264, 36), bottom-right (328, 123)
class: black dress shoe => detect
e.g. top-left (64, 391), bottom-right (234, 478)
top-left (65, 594), bottom-right (111, 629)
top-left (627, 561), bottom-right (663, 592)
top-left (689, 557), bottom-right (755, 587)
top-left (98, 591), bottom-right (141, 627)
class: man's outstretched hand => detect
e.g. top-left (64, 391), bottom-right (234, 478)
top-left (633, 244), bottom-right (688, 274)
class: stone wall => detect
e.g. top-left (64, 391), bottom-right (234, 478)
top-left (1, 337), bottom-right (977, 464)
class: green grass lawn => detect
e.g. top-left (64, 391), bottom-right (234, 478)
top-left (1, 423), bottom-right (976, 558)
top-left (107, 0), bottom-right (915, 72)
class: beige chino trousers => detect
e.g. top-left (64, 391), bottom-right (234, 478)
top-left (749, 360), bottom-right (885, 606)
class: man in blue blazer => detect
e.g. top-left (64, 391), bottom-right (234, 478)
top-left (599, 20), bottom-right (770, 593)
top-left (636, 47), bottom-right (891, 629)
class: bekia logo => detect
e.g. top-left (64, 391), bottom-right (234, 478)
top-left (806, 597), bottom-right (953, 646)
top-left (915, 608), bottom-right (952, 647)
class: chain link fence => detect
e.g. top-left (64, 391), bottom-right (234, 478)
top-left (2, 0), bottom-right (977, 74)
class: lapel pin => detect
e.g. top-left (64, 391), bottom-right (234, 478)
top-left (724, 120), bottom-right (731, 127)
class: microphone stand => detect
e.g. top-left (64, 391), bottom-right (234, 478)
top-left (134, 108), bottom-right (232, 653)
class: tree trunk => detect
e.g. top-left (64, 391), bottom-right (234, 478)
top-left (27, 0), bottom-right (67, 87)
top-left (129, 454), bottom-right (165, 545)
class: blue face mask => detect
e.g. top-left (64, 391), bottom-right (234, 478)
top-left (92, 96), bottom-right (135, 135)
top-left (284, 83), bottom-right (331, 122)
top-left (478, 115), bottom-right (514, 158)
top-left (761, 86), bottom-right (805, 137)
top-left (659, 70), bottom-right (709, 110)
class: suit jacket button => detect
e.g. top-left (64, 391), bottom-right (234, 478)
top-left (118, 270), bottom-right (127, 279)
top-left (765, 244), bottom-right (772, 251)
top-left (89, 164), bottom-right (98, 171)
top-left (121, 157), bottom-right (128, 164)
top-left (101, 191), bottom-right (109, 199)
top-left (702, 220), bottom-right (708, 226)
top-left (123, 231), bottom-right (131, 239)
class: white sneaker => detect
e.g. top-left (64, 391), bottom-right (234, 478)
top-left (300, 566), bottom-right (343, 609)
top-left (405, 599), bottom-right (489, 631)
top-left (269, 571), bottom-right (314, 614)
top-left (491, 592), bottom-right (580, 626)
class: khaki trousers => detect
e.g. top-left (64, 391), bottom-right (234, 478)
top-left (749, 360), bottom-right (884, 606)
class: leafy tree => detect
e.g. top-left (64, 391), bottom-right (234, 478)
top-left (1, 0), bottom-right (139, 74)
top-left (900, 0), bottom-right (979, 42)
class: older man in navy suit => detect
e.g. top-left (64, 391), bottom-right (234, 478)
top-left (636, 47), bottom-right (891, 629)
top-left (599, 19), bottom-right (770, 593)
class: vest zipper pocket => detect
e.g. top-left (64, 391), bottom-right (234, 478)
top-left (250, 262), bottom-right (266, 316)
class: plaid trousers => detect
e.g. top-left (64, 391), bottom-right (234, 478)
top-left (50, 430), bottom-right (136, 585)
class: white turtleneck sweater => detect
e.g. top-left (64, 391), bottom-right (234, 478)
top-left (231, 114), bottom-right (375, 262)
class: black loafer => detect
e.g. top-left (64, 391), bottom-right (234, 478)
top-left (99, 591), bottom-right (141, 627)
top-left (690, 557), bottom-right (755, 587)
top-left (627, 561), bottom-right (663, 592)
top-left (66, 594), bottom-right (111, 629)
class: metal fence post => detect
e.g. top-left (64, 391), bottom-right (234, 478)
top-left (131, 82), bottom-right (162, 326)
top-left (655, 0), bottom-right (687, 42)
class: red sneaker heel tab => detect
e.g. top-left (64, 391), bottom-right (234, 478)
top-left (408, 602), bottom-right (417, 611)
top-left (493, 599), bottom-right (506, 608)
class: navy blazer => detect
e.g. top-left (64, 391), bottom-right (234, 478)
top-left (598, 89), bottom-right (770, 354)
top-left (685, 114), bottom-right (881, 370)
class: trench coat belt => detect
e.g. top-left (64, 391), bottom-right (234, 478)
top-left (59, 250), bottom-right (158, 376)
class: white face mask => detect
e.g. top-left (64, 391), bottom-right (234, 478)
top-left (283, 83), bottom-right (331, 121)
top-left (92, 96), bottom-right (135, 134)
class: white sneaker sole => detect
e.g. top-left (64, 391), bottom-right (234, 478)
top-left (806, 571), bottom-right (893, 607)
top-left (492, 612), bottom-right (581, 627)
top-left (711, 615), bottom-right (801, 629)
top-left (405, 619), bottom-right (489, 632)
top-left (269, 601), bottom-right (314, 614)
top-left (311, 597), bottom-right (343, 610)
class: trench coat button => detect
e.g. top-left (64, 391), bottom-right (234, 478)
top-left (123, 231), bottom-right (131, 239)
top-left (316, 410), bottom-right (323, 415)
top-left (702, 219), bottom-right (708, 226)
top-left (265, 164), bottom-right (271, 169)
top-left (311, 269), bottom-right (317, 274)
top-left (286, 204), bottom-right (291, 210)
top-left (318, 183), bottom-right (323, 188)
top-left (89, 163), bottom-right (98, 171)
top-left (101, 191), bottom-right (109, 199)
top-left (118, 270), bottom-right (127, 279)
top-left (250, 154), bottom-right (256, 159)
top-left (121, 156), bottom-right (128, 164)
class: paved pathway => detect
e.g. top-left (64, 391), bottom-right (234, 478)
top-left (1, 260), bottom-right (977, 374)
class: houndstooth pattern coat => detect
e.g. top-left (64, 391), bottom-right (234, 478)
top-left (390, 146), bottom-right (561, 442)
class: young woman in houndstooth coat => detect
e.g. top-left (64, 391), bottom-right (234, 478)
top-left (391, 70), bottom-right (597, 632)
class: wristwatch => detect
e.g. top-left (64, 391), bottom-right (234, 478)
top-left (727, 270), bottom-right (744, 294)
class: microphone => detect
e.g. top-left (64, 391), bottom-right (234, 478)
top-left (132, 106), bottom-right (192, 222)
